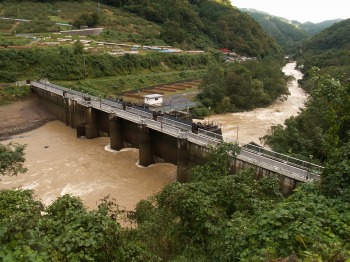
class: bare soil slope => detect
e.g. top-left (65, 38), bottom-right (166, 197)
top-left (0, 94), bottom-right (56, 141)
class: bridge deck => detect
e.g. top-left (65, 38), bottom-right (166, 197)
top-left (30, 80), bottom-right (323, 182)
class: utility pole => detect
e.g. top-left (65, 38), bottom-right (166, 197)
top-left (83, 50), bottom-right (86, 79)
top-left (307, 155), bottom-right (313, 179)
top-left (208, 107), bottom-right (211, 124)
top-left (98, 0), bottom-right (101, 12)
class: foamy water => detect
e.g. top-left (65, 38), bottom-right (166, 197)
top-left (213, 62), bottom-right (308, 145)
top-left (0, 122), bottom-right (177, 210)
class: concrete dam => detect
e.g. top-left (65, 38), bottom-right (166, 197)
top-left (30, 80), bottom-right (323, 194)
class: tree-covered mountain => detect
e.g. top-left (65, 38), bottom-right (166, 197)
top-left (104, 0), bottom-right (282, 57)
top-left (241, 9), bottom-right (309, 54)
top-left (301, 18), bottom-right (350, 53)
top-left (295, 19), bottom-right (344, 35)
top-left (296, 18), bottom-right (350, 85)
top-left (0, 0), bottom-right (282, 58)
top-left (241, 8), bottom-right (342, 54)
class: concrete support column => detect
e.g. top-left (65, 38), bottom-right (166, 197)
top-left (109, 114), bottom-right (123, 150)
top-left (63, 96), bottom-right (69, 126)
top-left (63, 98), bottom-right (77, 128)
top-left (138, 123), bottom-right (153, 166)
top-left (63, 97), bottom-right (75, 127)
top-left (177, 137), bottom-right (189, 183)
top-left (71, 100), bottom-right (76, 128)
top-left (85, 107), bottom-right (98, 139)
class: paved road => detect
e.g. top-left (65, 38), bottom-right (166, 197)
top-left (239, 149), bottom-right (320, 182)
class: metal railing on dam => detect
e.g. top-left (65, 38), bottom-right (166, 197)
top-left (30, 80), bottom-right (323, 182)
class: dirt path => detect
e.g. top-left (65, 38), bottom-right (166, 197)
top-left (0, 94), bottom-right (56, 141)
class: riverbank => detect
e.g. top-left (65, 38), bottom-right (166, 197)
top-left (0, 94), bottom-right (56, 141)
top-left (211, 62), bottom-right (308, 145)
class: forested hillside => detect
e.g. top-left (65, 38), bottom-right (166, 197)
top-left (241, 9), bottom-right (342, 54)
top-left (115, 0), bottom-right (282, 57)
top-left (296, 19), bottom-right (344, 35)
top-left (297, 19), bottom-right (350, 86)
top-left (302, 18), bottom-right (350, 53)
top-left (241, 9), bottom-right (310, 54)
top-left (0, 0), bottom-right (282, 57)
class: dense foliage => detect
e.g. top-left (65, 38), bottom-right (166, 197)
top-left (1, 142), bottom-right (349, 260)
top-left (0, 190), bottom-right (123, 261)
top-left (0, 47), bottom-right (210, 82)
top-left (302, 19), bottom-right (350, 54)
top-left (197, 59), bottom-right (289, 112)
top-left (0, 85), bottom-right (31, 105)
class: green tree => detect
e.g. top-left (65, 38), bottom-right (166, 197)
top-left (0, 142), bottom-right (27, 176)
top-left (73, 40), bottom-right (84, 55)
top-left (0, 191), bottom-right (123, 261)
top-left (73, 12), bottom-right (100, 28)
top-left (238, 184), bottom-right (350, 261)
top-left (321, 142), bottom-right (350, 199)
top-left (40, 195), bottom-right (122, 261)
top-left (198, 59), bottom-right (288, 112)
top-left (190, 142), bottom-right (240, 181)
top-left (0, 190), bottom-right (44, 260)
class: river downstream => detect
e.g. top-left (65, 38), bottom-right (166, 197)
top-left (0, 62), bottom-right (307, 210)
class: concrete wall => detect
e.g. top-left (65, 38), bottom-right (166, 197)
top-left (151, 131), bottom-right (178, 164)
top-left (122, 120), bottom-right (139, 148)
top-left (233, 158), bottom-right (298, 195)
top-left (96, 110), bottom-right (110, 135)
top-left (35, 89), bottom-right (65, 121)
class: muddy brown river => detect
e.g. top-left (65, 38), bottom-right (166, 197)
top-left (0, 62), bottom-right (307, 210)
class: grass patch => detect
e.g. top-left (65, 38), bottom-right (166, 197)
top-left (55, 69), bottom-right (205, 97)
top-left (0, 1), bottom-right (160, 38)
top-left (0, 85), bottom-right (31, 105)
